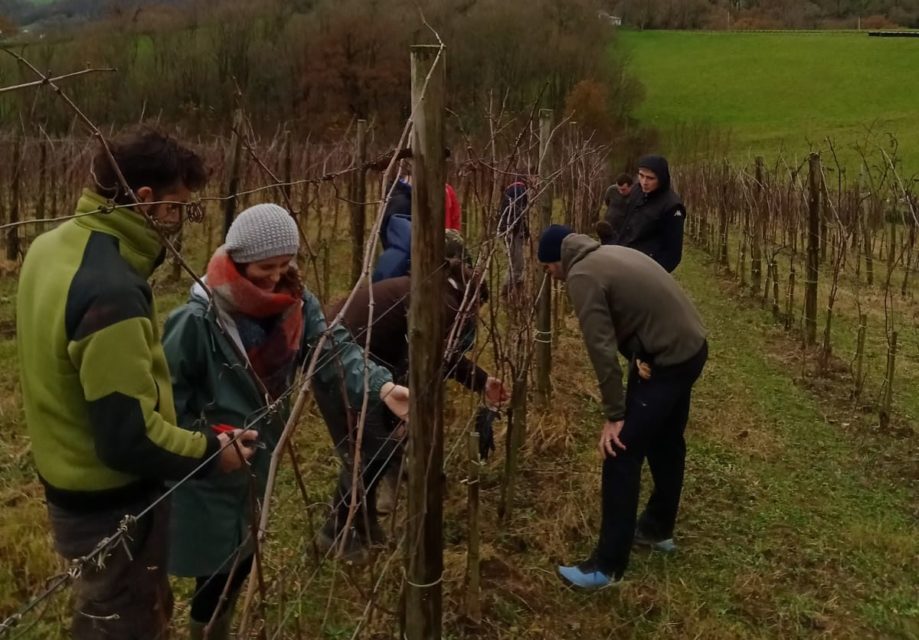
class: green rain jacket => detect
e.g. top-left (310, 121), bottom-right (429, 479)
top-left (162, 281), bottom-right (392, 577)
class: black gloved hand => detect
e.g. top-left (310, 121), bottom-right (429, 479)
top-left (474, 407), bottom-right (499, 460)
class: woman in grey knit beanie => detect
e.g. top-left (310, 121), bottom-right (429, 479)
top-left (161, 203), bottom-right (410, 639)
top-left (223, 203), bottom-right (300, 289)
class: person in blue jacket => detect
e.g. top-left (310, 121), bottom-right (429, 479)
top-left (373, 177), bottom-right (413, 282)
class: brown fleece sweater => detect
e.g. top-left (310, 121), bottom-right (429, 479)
top-left (326, 275), bottom-right (488, 391)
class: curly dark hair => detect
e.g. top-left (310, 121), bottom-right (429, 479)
top-left (91, 127), bottom-right (208, 205)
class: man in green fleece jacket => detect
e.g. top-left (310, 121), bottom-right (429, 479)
top-left (17, 129), bottom-right (256, 639)
top-left (537, 225), bottom-right (708, 589)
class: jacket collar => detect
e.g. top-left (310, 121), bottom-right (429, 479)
top-left (560, 233), bottom-right (602, 277)
top-left (73, 189), bottom-right (165, 278)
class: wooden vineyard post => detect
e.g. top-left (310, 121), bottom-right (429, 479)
top-left (902, 222), bottom-right (916, 297)
top-left (321, 239), bottom-right (331, 304)
top-left (762, 250), bottom-right (772, 309)
top-left (785, 263), bottom-right (796, 332)
top-left (535, 108), bottom-right (553, 405)
top-left (499, 375), bottom-right (528, 524)
top-left (37, 136), bottom-right (48, 224)
top-left (7, 135), bottom-right (23, 261)
top-left (463, 431), bottom-right (481, 625)
top-left (204, 205), bottom-right (214, 264)
top-left (552, 280), bottom-right (563, 347)
top-left (771, 259), bottom-right (781, 321)
top-left (751, 156), bottom-right (764, 296)
top-left (223, 108), bottom-right (244, 239)
top-left (860, 166), bottom-right (875, 287)
top-left (879, 331), bottom-right (897, 430)
top-left (282, 128), bottom-right (293, 204)
top-left (886, 215), bottom-right (897, 285)
top-left (719, 161), bottom-right (730, 269)
top-left (403, 43), bottom-right (446, 640)
top-left (350, 119), bottom-right (368, 286)
top-left (49, 137), bottom-right (59, 221)
top-left (854, 313), bottom-right (867, 401)
top-left (739, 204), bottom-right (748, 287)
top-left (805, 153), bottom-right (821, 345)
top-left (169, 228), bottom-right (184, 282)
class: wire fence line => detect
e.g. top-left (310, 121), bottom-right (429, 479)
top-left (0, 43), bottom-right (614, 639)
top-left (3, 32), bottom-right (915, 640)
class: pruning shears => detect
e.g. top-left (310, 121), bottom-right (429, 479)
top-left (474, 407), bottom-right (499, 460)
top-left (210, 423), bottom-right (265, 449)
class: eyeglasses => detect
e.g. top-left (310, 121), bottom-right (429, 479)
top-left (161, 200), bottom-right (205, 224)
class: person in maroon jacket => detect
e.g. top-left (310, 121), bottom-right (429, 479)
top-left (314, 259), bottom-right (508, 561)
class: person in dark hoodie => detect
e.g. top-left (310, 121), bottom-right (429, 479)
top-left (597, 173), bottom-right (634, 245)
top-left (316, 259), bottom-right (508, 560)
top-left (608, 156), bottom-right (685, 272)
top-left (537, 224), bottom-right (708, 589)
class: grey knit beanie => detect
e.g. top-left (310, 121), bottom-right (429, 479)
top-left (225, 204), bottom-right (300, 263)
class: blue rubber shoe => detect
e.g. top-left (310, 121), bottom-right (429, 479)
top-left (557, 558), bottom-right (621, 590)
top-left (633, 529), bottom-right (677, 553)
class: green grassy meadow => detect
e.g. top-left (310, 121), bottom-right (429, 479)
top-left (617, 30), bottom-right (919, 172)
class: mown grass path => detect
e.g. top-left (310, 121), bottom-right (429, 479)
top-left (494, 245), bottom-right (917, 639)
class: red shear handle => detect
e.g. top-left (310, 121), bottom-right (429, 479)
top-left (211, 423), bottom-right (237, 435)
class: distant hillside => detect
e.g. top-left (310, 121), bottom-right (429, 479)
top-left (1, 0), bottom-right (193, 28)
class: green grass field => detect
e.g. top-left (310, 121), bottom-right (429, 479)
top-left (617, 30), bottom-right (919, 173)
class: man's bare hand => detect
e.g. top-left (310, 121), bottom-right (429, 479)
top-left (381, 382), bottom-right (410, 422)
top-left (216, 430), bottom-right (258, 473)
top-left (484, 377), bottom-right (510, 408)
top-left (598, 420), bottom-right (626, 458)
top-left (636, 359), bottom-right (652, 381)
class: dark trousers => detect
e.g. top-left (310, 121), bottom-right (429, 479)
top-left (191, 554), bottom-right (253, 623)
top-left (595, 342), bottom-right (708, 577)
top-left (48, 496), bottom-right (173, 640)
top-left (314, 390), bottom-right (403, 531)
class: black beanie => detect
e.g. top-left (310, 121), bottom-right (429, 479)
top-left (538, 224), bottom-right (573, 263)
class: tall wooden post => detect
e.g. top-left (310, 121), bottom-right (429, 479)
top-left (463, 430), bottom-right (481, 624)
top-left (805, 153), bottom-right (821, 345)
top-left (404, 44), bottom-right (446, 640)
top-left (282, 128), bottom-right (293, 204)
top-left (499, 376), bottom-right (528, 524)
top-left (223, 108), bottom-right (244, 239)
top-left (751, 156), bottom-right (764, 296)
top-left (879, 331), bottom-right (897, 430)
top-left (719, 161), bottom-right (730, 268)
top-left (535, 108), bottom-right (553, 405)
top-left (8, 135), bottom-right (22, 261)
top-left (854, 313), bottom-right (867, 400)
top-left (350, 119), bottom-right (368, 285)
top-left (37, 136), bottom-right (48, 222)
top-left (886, 215), bottom-right (897, 284)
